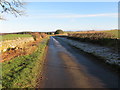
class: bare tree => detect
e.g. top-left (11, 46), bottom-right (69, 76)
top-left (0, 0), bottom-right (25, 20)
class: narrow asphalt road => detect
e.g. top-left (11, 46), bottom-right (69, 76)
top-left (38, 36), bottom-right (119, 88)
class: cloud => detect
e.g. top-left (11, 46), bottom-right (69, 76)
top-left (31, 13), bottom-right (118, 19)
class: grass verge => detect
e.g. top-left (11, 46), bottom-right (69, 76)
top-left (2, 36), bottom-right (49, 88)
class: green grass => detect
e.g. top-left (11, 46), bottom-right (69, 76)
top-left (0, 34), bottom-right (32, 41)
top-left (2, 37), bottom-right (49, 88)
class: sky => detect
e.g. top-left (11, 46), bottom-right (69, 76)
top-left (0, 2), bottom-right (118, 33)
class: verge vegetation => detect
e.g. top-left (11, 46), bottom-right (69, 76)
top-left (2, 37), bottom-right (49, 88)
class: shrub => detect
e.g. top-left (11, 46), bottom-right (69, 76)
top-left (55, 29), bottom-right (64, 34)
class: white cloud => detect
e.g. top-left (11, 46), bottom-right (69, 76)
top-left (31, 13), bottom-right (118, 19)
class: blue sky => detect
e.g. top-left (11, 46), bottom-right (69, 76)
top-left (1, 2), bottom-right (118, 33)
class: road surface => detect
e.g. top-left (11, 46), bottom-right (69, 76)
top-left (38, 36), bottom-right (119, 88)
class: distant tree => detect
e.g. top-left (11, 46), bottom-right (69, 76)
top-left (46, 32), bottom-right (54, 35)
top-left (49, 32), bottom-right (52, 35)
top-left (0, 0), bottom-right (25, 20)
top-left (55, 29), bottom-right (64, 34)
top-left (47, 32), bottom-right (51, 35)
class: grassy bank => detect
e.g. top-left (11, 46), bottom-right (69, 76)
top-left (2, 37), bottom-right (49, 88)
top-left (0, 34), bottom-right (32, 41)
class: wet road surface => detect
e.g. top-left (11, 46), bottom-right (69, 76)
top-left (39, 36), bottom-right (119, 88)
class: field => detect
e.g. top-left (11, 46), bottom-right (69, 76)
top-left (66, 30), bottom-right (119, 39)
top-left (2, 37), bottom-right (49, 88)
top-left (103, 30), bottom-right (119, 39)
top-left (0, 34), bottom-right (32, 41)
top-left (67, 30), bottom-right (119, 49)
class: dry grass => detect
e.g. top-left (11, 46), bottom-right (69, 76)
top-left (68, 32), bottom-right (115, 40)
top-left (67, 31), bottom-right (119, 48)
top-left (67, 30), bottom-right (119, 39)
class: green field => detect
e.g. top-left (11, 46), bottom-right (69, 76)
top-left (0, 34), bottom-right (32, 41)
top-left (2, 37), bottom-right (49, 88)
